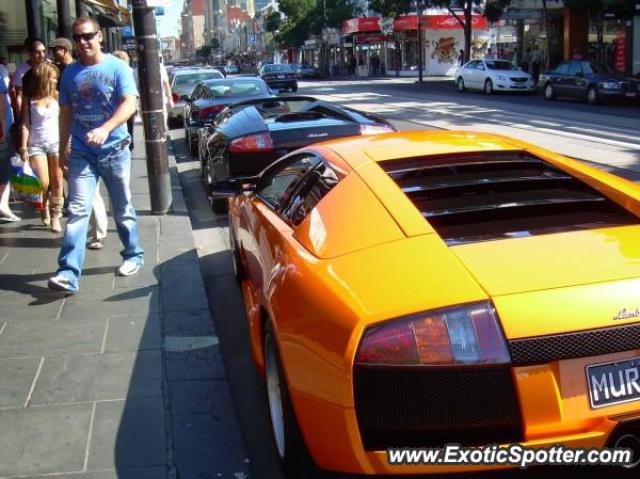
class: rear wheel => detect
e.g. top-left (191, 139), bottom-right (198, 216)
top-left (545, 83), bottom-right (555, 100)
top-left (457, 77), bottom-right (465, 92)
top-left (484, 79), bottom-right (494, 95)
top-left (228, 213), bottom-right (244, 283)
top-left (586, 86), bottom-right (599, 105)
top-left (264, 321), bottom-right (321, 478)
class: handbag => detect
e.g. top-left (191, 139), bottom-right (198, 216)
top-left (10, 155), bottom-right (43, 209)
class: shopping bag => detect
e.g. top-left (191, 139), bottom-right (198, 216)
top-left (10, 155), bottom-right (43, 209)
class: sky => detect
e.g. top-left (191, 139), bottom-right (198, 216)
top-left (156, 0), bottom-right (185, 39)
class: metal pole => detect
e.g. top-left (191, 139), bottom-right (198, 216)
top-left (76, 0), bottom-right (88, 17)
top-left (26, 0), bottom-right (43, 39)
top-left (132, 0), bottom-right (172, 215)
top-left (417, 0), bottom-right (423, 83)
top-left (57, 0), bottom-right (72, 38)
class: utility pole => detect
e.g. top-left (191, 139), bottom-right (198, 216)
top-left (132, 0), bottom-right (173, 215)
top-left (57, 0), bottom-right (72, 38)
top-left (76, 0), bottom-right (88, 17)
top-left (26, 0), bottom-right (43, 39)
top-left (417, 0), bottom-right (423, 83)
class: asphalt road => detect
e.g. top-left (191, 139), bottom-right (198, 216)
top-left (169, 80), bottom-right (638, 479)
top-left (297, 77), bottom-right (640, 181)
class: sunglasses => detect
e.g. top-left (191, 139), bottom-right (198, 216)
top-left (72, 32), bottom-right (98, 43)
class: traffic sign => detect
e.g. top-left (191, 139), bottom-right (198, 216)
top-left (248, 34), bottom-right (256, 44)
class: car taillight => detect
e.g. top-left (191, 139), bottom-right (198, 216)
top-left (198, 104), bottom-right (225, 121)
top-left (229, 132), bottom-right (273, 153)
top-left (359, 125), bottom-right (395, 135)
top-left (356, 302), bottom-right (510, 366)
top-left (172, 92), bottom-right (180, 103)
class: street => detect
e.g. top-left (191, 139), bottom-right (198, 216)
top-left (169, 77), bottom-right (640, 479)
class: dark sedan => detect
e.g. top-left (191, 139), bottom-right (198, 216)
top-left (201, 96), bottom-right (395, 212)
top-left (183, 77), bottom-right (273, 155)
top-left (259, 63), bottom-right (298, 92)
top-left (540, 60), bottom-right (640, 105)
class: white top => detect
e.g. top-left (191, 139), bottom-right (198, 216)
top-left (28, 99), bottom-right (60, 146)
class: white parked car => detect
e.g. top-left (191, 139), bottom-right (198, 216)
top-left (456, 59), bottom-right (535, 94)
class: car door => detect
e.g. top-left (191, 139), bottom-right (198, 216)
top-left (475, 61), bottom-right (488, 88)
top-left (551, 62), bottom-right (571, 96)
top-left (564, 61), bottom-right (585, 98)
top-left (460, 61), bottom-right (476, 88)
top-left (239, 154), bottom-right (321, 292)
top-left (184, 85), bottom-right (200, 125)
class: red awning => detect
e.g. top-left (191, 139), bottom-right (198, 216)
top-left (392, 14), bottom-right (487, 32)
top-left (342, 17), bottom-right (381, 34)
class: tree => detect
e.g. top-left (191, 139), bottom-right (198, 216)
top-left (196, 45), bottom-right (212, 59)
top-left (264, 8), bottom-right (282, 33)
top-left (210, 37), bottom-right (220, 50)
top-left (429, 1), bottom-right (512, 63)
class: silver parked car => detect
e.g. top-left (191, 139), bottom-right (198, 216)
top-left (168, 68), bottom-right (225, 123)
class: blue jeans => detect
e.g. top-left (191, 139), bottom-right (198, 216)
top-left (56, 147), bottom-right (144, 290)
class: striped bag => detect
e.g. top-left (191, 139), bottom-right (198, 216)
top-left (10, 155), bottom-right (43, 209)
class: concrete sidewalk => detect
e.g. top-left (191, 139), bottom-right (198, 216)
top-left (0, 125), bottom-right (250, 479)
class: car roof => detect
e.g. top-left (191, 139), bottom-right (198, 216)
top-left (173, 68), bottom-right (223, 75)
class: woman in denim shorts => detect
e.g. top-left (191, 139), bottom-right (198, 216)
top-left (19, 62), bottom-right (64, 232)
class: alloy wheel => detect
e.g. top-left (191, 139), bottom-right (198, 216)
top-left (484, 79), bottom-right (493, 95)
top-left (265, 331), bottom-right (286, 459)
top-left (457, 77), bottom-right (465, 92)
top-left (545, 84), bottom-right (555, 100)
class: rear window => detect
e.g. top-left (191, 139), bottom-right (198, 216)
top-left (486, 60), bottom-right (518, 71)
top-left (380, 151), bottom-right (640, 245)
top-left (205, 80), bottom-right (268, 97)
top-left (174, 71), bottom-right (224, 87)
top-left (262, 64), bottom-right (292, 74)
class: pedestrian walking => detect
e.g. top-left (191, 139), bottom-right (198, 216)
top-left (458, 49), bottom-right (465, 66)
top-left (48, 16), bottom-right (143, 293)
top-left (530, 46), bottom-right (543, 83)
top-left (18, 62), bottom-right (65, 232)
top-left (0, 58), bottom-right (19, 222)
top-left (520, 48), bottom-right (531, 73)
top-left (14, 39), bottom-right (48, 123)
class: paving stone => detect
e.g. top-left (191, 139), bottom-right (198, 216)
top-left (103, 314), bottom-right (161, 353)
top-left (169, 379), bottom-right (235, 418)
top-left (163, 310), bottom-right (217, 337)
top-left (60, 288), bottom-right (161, 320)
top-left (165, 345), bottom-right (227, 381)
top-left (159, 261), bottom-right (204, 289)
top-left (0, 289), bottom-right (64, 322)
top-left (0, 403), bottom-right (93, 476)
top-left (0, 357), bottom-right (42, 407)
top-left (161, 281), bottom-right (210, 313)
top-left (0, 319), bottom-right (106, 358)
top-left (30, 351), bottom-right (162, 405)
top-left (113, 265), bottom-right (159, 289)
top-left (12, 467), bottom-right (168, 479)
top-left (88, 398), bottom-right (166, 470)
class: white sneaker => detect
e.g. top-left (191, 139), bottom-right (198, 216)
top-left (0, 210), bottom-right (20, 222)
top-left (117, 259), bottom-right (141, 276)
top-left (47, 274), bottom-right (77, 293)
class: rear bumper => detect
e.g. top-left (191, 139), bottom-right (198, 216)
top-left (266, 80), bottom-right (297, 90)
top-left (494, 82), bottom-right (535, 92)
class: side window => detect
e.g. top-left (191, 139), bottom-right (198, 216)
top-left (192, 86), bottom-right (202, 99)
top-left (257, 155), bottom-right (320, 210)
top-left (467, 61), bottom-right (479, 69)
top-left (281, 162), bottom-right (340, 226)
top-left (554, 63), bottom-right (569, 75)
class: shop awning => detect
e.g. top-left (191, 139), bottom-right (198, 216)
top-left (342, 17), bottom-right (381, 34)
top-left (118, 6), bottom-right (131, 25)
top-left (392, 14), bottom-right (487, 32)
top-left (83, 0), bottom-right (119, 13)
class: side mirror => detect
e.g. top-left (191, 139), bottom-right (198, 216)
top-left (211, 177), bottom-right (257, 198)
top-left (180, 95), bottom-right (191, 102)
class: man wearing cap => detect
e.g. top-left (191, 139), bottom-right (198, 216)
top-left (50, 37), bottom-right (74, 78)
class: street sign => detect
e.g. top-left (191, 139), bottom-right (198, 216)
top-left (248, 34), bottom-right (256, 44)
top-left (154, 6), bottom-right (165, 15)
top-left (123, 26), bottom-right (134, 38)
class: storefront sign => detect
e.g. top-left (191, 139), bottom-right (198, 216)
top-left (392, 15), bottom-right (487, 31)
top-left (616, 31), bottom-right (627, 71)
top-left (354, 33), bottom-right (390, 44)
top-left (343, 17), bottom-right (382, 34)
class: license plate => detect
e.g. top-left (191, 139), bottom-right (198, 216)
top-left (277, 75), bottom-right (285, 79)
top-left (586, 356), bottom-right (640, 409)
top-left (625, 92), bottom-right (636, 98)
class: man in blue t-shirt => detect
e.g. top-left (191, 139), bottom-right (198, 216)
top-left (48, 16), bottom-right (143, 293)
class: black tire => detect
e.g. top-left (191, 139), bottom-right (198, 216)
top-left (291, 84), bottom-right (298, 93)
top-left (457, 77), bottom-right (465, 92)
top-left (264, 321), bottom-right (322, 478)
top-left (189, 135), bottom-right (198, 156)
top-left (484, 79), bottom-right (493, 95)
top-left (586, 86), bottom-right (599, 105)
top-left (212, 197), bottom-right (228, 214)
top-left (544, 83), bottom-right (555, 100)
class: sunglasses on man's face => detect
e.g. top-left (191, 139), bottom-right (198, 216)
top-left (73, 32), bottom-right (98, 43)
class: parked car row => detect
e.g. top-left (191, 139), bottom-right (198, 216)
top-left (456, 59), bottom-right (640, 105)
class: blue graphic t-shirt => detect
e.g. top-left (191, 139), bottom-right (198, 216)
top-left (60, 54), bottom-right (138, 154)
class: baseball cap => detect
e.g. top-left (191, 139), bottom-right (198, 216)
top-left (51, 38), bottom-right (73, 50)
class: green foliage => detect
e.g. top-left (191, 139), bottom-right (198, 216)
top-left (196, 45), bottom-right (212, 59)
top-left (210, 37), bottom-right (220, 49)
top-left (369, 0), bottom-right (413, 19)
top-left (264, 9), bottom-right (282, 33)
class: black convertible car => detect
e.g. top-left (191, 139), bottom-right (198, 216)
top-left (540, 60), bottom-right (640, 105)
top-left (200, 96), bottom-right (395, 211)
